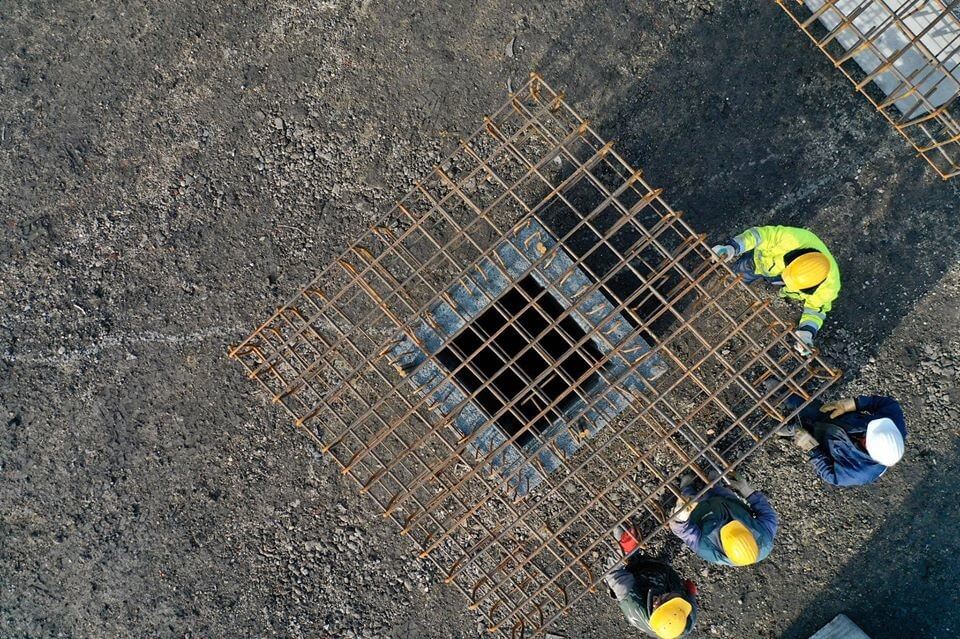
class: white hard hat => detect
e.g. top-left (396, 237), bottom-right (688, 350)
top-left (865, 418), bottom-right (904, 466)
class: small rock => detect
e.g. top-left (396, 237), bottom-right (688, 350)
top-left (505, 36), bottom-right (516, 58)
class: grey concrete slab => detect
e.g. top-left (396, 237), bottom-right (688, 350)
top-left (809, 614), bottom-right (872, 639)
top-left (805, 0), bottom-right (960, 115)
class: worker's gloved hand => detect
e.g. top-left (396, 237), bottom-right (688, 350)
top-left (671, 497), bottom-right (698, 523)
top-left (711, 244), bottom-right (738, 262)
top-left (615, 522), bottom-right (640, 555)
top-left (794, 430), bottom-right (819, 452)
top-left (727, 474), bottom-right (755, 498)
top-left (820, 397), bottom-right (856, 419)
top-left (683, 579), bottom-right (698, 596)
top-left (793, 329), bottom-right (814, 356)
top-left (671, 473), bottom-right (699, 521)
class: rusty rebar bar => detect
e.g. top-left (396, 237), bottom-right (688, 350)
top-left (230, 73), bottom-right (840, 638)
top-left (776, 0), bottom-right (960, 178)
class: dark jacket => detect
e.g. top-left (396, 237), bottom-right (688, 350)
top-left (668, 485), bottom-right (778, 566)
top-left (614, 558), bottom-right (697, 637)
top-left (802, 395), bottom-right (907, 487)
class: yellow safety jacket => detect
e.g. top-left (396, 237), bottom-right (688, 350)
top-left (732, 226), bottom-right (841, 333)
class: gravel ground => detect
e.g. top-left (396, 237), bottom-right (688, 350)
top-left (2, 1), bottom-right (959, 638)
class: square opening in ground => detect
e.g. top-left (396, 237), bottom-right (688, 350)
top-left (436, 274), bottom-right (604, 448)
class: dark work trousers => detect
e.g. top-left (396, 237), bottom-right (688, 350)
top-left (788, 397), bottom-right (843, 444)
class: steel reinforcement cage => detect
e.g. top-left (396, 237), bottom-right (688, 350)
top-left (229, 74), bottom-right (840, 638)
top-left (776, 0), bottom-right (960, 179)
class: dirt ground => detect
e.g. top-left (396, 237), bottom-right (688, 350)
top-left (3, 1), bottom-right (959, 638)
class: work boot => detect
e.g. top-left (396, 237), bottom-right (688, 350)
top-left (762, 376), bottom-right (805, 413)
top-left (794, 430), bottom-right (819, 452)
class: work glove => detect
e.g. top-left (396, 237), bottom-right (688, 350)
top-left (820, 398), bottom-right (856, 419)
top-left (683, 579), bottom-right (698, 596)
top-left (794, 430), bottom-right (819, 452)
top-left (671, 473), bottom-right (700, 521)
top-left (727, 473), bottom-right (755, 498)
top-left (793, 329), bottom-right (814, 356)
top-left (671, 497), bottom-right (698, 523)
top-left (711, 244), bottom-right (738, 262)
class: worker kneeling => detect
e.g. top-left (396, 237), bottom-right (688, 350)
top-left (668, 473), bottom-right (778, 567)
top-left (783, 394), bottom-right (907, 486)
top-left (712, 226), bottom-right (840, 356)
top-left (603, 522), bottom-right (698, 638)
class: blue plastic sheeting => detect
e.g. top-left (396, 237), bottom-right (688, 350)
top-left (387, 219), bottom-right (667, 496)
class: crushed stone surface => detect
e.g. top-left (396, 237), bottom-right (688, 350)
top-left (2, 1), bottom-right (959, 638)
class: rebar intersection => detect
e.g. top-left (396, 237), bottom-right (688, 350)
top-left (777, 0), bottom-right (960, 178)
top-left (230, 74), bottom-right (840, 638)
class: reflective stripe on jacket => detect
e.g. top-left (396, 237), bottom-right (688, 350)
top-left (732, 225), bottom-right (841, 333)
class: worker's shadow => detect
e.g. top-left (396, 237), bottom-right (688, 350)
top-left (779, 437), bottom-right (960, 638)
top-left (525, 0), bottom-right (960, 382)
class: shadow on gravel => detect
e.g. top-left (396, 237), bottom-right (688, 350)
top-left (781, 439), bottom-right (960, 639)
top-left (529, 2), bottom-right (960, 382)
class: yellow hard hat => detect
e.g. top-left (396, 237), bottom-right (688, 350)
top-left (782, 252), bottom-right (829, 290)
top-left (720, 520), bottom-right (760, 566)
top-left (649, 596), bottom-right (693, 639)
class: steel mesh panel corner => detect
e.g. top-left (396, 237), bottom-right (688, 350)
top-left (776, 0), bottom-right (960, 179)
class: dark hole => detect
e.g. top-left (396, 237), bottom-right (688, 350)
top-left (436, 275), bottom-right (603, 448)
top-left (598, 270), bottom-right (675, 344)
top-left (538, 196), bottom-right (674, 343)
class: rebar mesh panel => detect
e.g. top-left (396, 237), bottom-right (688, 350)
top-left (230, 74), bottom-right (840, 638)
top-left (777, 0), bottom-right (960, 179)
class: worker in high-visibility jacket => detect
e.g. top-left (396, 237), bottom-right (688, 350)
top-left (711, 226), bottom-right (841, 355)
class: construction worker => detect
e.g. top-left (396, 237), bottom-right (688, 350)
top-left (668, 473), bottom-right (777, 567)
top-left (781, 394), bottom-right (907, 486)
top-left (711, 225), bottom-right (840, 355)
top-left (603, 522), bottom-right (698, 639)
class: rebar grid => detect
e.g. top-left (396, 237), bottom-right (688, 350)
top-left (229, 74), bottom-right (840, 638)
top-left (777, 0), bottom-right (960, 178)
